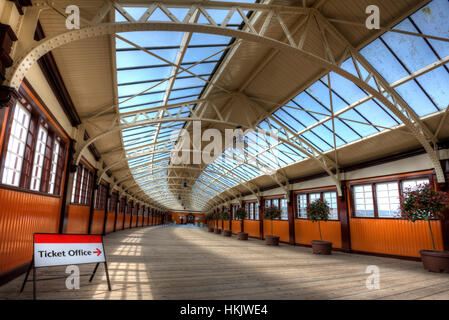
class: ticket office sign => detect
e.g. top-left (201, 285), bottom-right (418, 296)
top-left (33, 234), bottom-right (106, 268)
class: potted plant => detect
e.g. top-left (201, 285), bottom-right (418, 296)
top-left (264, 206), bottom-right (281, 246)
top-left (234, 208), bottom-right (248, 240)
top-left (214, 211), bottom-right (222, 234)
top-left (307, 199), bottom-right (332, 255)
top-left (222, 211), bottom-right (232, 237)
top-left (401, 183), bottom-right (449, 273)
top-left (206, 212), bottom-right (215, 232)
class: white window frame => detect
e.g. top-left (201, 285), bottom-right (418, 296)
top-left (48, 139), bottom-right (60, 194)
top-left (30, 124), bottom-right (48, 191)
top-left (2, 102), bottom-right (31, 187)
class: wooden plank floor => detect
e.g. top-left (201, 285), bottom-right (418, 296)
top-left (1, 225), bottom-right (449, 300)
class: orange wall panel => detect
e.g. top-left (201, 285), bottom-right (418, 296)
top-left (263, 220), bottom-right (289, 243)
top-left (0, 189), bottom-right (61, 274)
top-left (295, 220), bottom-right (342, 248)
top-left (349, 218), bottom-right (443, 258)
top-left (223, 220), bottom-right (230, 230)
top-left (231, 220), bottom-right (241, 234)
top-left (90, 210), bottom-right (104, 235)
top-left (138, 216), bottom-right (143, 227)
top-left (105, 212), bottom-right (115, 233)
top-left (123, 215), bottom-right (131, 229)
top-left (66, 205), bottom-right (90, 234)
top-left (116, 214), bottom-right (124, 230)
top-left (244, 220), bottom-right (260, 238)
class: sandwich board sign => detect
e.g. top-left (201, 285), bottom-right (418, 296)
top-left (21, 233), bottom-right (111, 299)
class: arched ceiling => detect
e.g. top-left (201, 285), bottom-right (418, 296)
top-left (31, 0), bottom-right (449, 212)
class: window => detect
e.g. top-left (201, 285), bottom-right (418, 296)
top-left (254, 202), bottom-right (259, 220)
top-left (376, 182), bottom-right (400, 218)
top-left (48, 140), bottom-right (60, 194)
top-left (70, 164), bottom-right (93, 205)
top-left (296, 194), bottom-right (307, 218)
top-left (309, 193), bottom-right (321, 203)
top-left (323, 192), bottom-right (338, 220)
top-left (353, 185), bottom-right (375, 217)
top-left (95, 183), bottom-right (107, 210)
top-left (402, 178), bottom-right (430, 191)
top-left (30, 125), bottom-right (48, 191)
top-left (2, 102), bottom-right (31, 186)
top-left (352, 177), bottom-right (430, 218)
top-left (280, 199), bottom-right (288, 220)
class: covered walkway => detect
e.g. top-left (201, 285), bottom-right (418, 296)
top-left (1, 225), bottom-right (449, 300)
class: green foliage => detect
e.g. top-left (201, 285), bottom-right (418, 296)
top-left (264, 206), bottom-right (281, 220)
top-left (222, 211), bottom-right (230, 220)
top-left (307, 199), bottom-right (330, 222)
top-left (401, 184), bottom-right (449, 222)
top-left (234, 208), bottom-right (247, 220)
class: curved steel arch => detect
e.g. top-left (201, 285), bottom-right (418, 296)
top-left (7, 2), bottom-right (445, 210)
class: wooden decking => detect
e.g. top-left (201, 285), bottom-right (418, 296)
top-left (1, 225), bottom-right (449, 300)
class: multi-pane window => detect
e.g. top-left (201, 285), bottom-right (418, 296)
top-left (48, 140), bottom-right (60, 194)
top-left (264, 198), bottom-right (287, 220)
top-left (30, 125), bottom-right (48, 191)
top-left (2, 103), bottom-right (31, 186)
top-left (70, 164), bottom-right (93, 205)
top-left (376, 183), bottom-right (400, 218)
top-left (402, 179), bottom-right (430, 191)
top-left (254, 202), bottom-right (259, 220)
top-left (95, 183), bottom-right (108, 210)
top-left (352, 177), bottom-right (431, 219)
top-left (295, 190), bottom-right (339, 220)
top-left (2, 101), bottom-right (66, 195)
top-left (280, 199), bottom-right (288, 220)
top-left (323, 192), bottom-right (338, 220)
top-left (296, 194), bottom-right (307, 218)
top-left (353, 185), bottom-right (375, 217)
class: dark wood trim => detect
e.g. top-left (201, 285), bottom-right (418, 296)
top-left (20, 78), bottom-right (70, 140)
top-left (7, 0), bottom-right (32, 15)
top-left (337, 183), bottom-right (351, 252)
top-left (0, 260), bottom-right (31, 287)
top-left (0, 23), bottom-right (17, 83)
top-left (259, 198), bottom-right (264, 240)
top-left (287, 190), bottom-right (295, 245)
top-left (87, 169), bottom-right (98, 234)
top-left (102, 183), bottom-right (110, 235)
top-left (436, 171), bottom-right (449, 251)
top-left (59, 139), bottom-right (75, 234)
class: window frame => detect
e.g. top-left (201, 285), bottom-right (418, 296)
top-left (349, 173), bottom-right (434, 219)
top-left (294, 188), bottom-right (340, 221)
top-left (263, 196), bottom-right (288, 221)
top-left (0, 97), bottom-right (68, 198)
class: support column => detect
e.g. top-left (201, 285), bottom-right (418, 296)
top-left (87, 170), bottom-right (98, 235)
top-left (102, 183), bottom-right (110, 235)
top-left (259, 198), bottom-right (264, 240)
top-left (113, 193), bottom-right (118, 232)
top-left (338, 182), bottom-right (351, 252)
top-left (436, 162), bottom-right (449, 251)
top-left (287, 190), bottom-right (296, 246)
top-left (229, 203), bottom-right (233, 233)
top-left (58, 139), bottom-right (76, 234)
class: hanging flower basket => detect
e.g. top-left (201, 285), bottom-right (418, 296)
top-left (401, 183), bottom-right (449, 273)
top-left (307, 199), bottom-right (332, 255)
